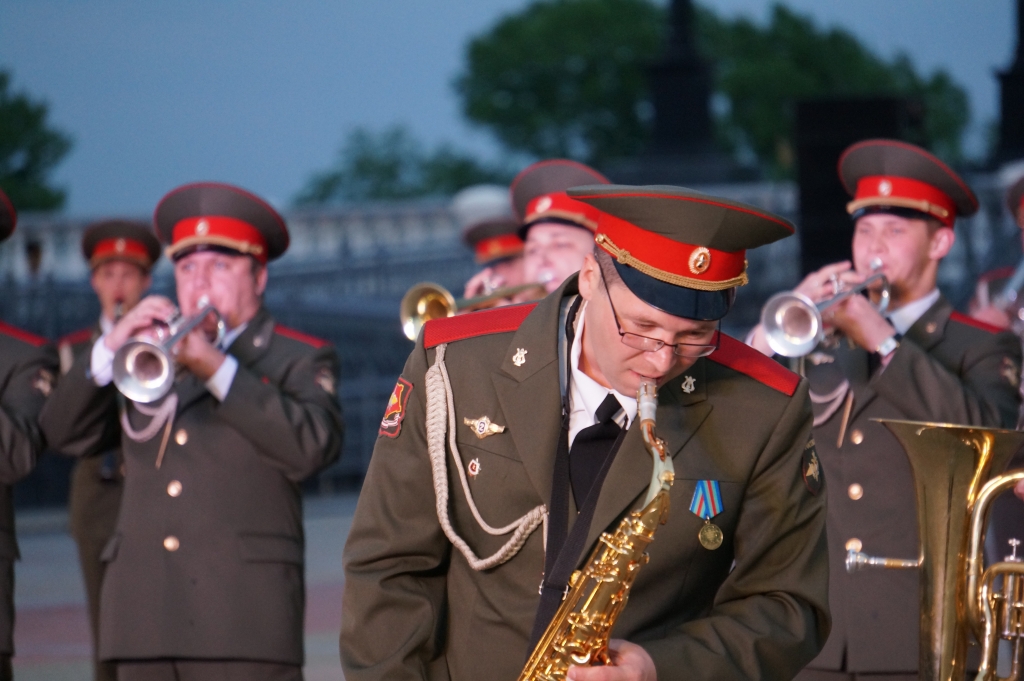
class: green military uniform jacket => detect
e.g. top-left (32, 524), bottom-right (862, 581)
top-left (803, 296), bottom-right (1022, 674)
top-left (39, 308), bottom-right (343, 665)
top-left (0, 323), bottom-right (58, 654)
top-left (341, 278), bottom-right (830, 681)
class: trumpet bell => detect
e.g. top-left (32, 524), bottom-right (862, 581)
top-left (400, 283), bottom-right (456, 341)
top-left (761, 291), bottom-right (822, 358)
top-left (113, 339), bottom-right (174, 404)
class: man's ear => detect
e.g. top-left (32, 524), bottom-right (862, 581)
top-left (254, 264), bottom-right (269, 296)
top-left (928, 226), bottom-right (955, 261)
top-left (578, 253), bottom-right (599, 302)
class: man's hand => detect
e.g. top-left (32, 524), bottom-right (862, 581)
top-left (1015, 479), bottom-right (1024, 502)
top-left (566, 640), bottom-right (656, 681)
top-left (174, 324), bottom-right (225, 382)
top-left (829, 293), bottom-right (896, 354)
top-left (103, 295), bottom-right (177, 352)
top-left (464, 267), bottom-right (503, 299)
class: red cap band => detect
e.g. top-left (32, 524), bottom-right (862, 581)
top-left (849, 175), bottom-right (957, 227)
top-left (474, 233), bottom-right (523, 264)
top-left (169, 216), bottom-right (268, 264)
top-left (90, 238), bottom-right (153, 269)
top-left (524, 192), bottom-right (602, 231)
top-left (595, 212), bottom-right (747, 291)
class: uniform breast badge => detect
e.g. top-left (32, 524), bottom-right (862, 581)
top-left (467, 458), bottom-right (481, 478)
top-left (464, 415), bottom-right (505, 439)
top-left (512, 348), bottom-right (527, 367)
top-left (689, 480), bottom-right (724, 550)
top-left (681, 375), bottom-right (696, 394)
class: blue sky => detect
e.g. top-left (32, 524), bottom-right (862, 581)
top-left (0, 0), bottom-right (1017, 215)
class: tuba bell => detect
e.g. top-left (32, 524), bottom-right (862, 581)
top-left (761, 270), bottom-right (890, 358)
top-left (112, 299), bottom-right (226, 403)
top-left (844, 419), bottom-right (1024, 681)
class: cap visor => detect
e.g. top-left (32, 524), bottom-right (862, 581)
top-left (613, 260), bottom-right (734, 321)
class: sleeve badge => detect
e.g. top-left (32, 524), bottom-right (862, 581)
top-left (316, 367), bottom-right (337, 396)
top-left (802, 437), bottom-right (822, 496)
top-left (33, 368), bottom-right (55, 397)
top-left (379, 377), bottom-right (413, 439)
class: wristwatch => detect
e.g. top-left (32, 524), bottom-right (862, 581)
top-left (875, 335), bottom-right (900, 358)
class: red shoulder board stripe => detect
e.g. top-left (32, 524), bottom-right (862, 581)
top-left (708, 333), bottom-right (800, 396)
top-left (59, 327), bottom-right (93, 347)
top-left (274, 325), bottom-right (329, 348)
top-left (0, 322), bottom-right (47, 348)
top-left (949, 311), bottom-right (1003, 334)
top-left (424, 303), bottom-right (537, 349)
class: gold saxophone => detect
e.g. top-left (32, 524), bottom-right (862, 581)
top-left (517, 379), bottom-right (675, 681)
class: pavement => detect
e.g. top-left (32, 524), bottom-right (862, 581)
top-left (11, 492), bottom-right (359, 681)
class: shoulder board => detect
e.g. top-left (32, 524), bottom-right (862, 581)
top-left (424, 303), bottom-right (538, 349)
top-left (59, 327), bottom-right (94, 347)
top-left (948, 311), bottom-right (1004, 334)
top-left (0, 322), bottom-right (47, 348)
top-left (274, 325), bottom-right (330, 349)
top-left (978, 265), bottom-right (1016, 284)
top-left (707, 333), bottom-right (800, 396)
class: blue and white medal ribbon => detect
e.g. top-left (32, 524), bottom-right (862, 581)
top-left (690, 480), bottom-right (724, 550)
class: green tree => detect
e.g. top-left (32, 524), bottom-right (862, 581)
top-left (0, 69), bottom-right (72, 210)
top-left (696, 5), bottom-right (969, 175)
top-left (294, 126), bottom-right (510, 205)
top-left (455, 0), bottom-right (664, 167)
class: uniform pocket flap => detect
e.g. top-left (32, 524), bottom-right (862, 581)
top-left (100, 533), bottom-right (122, 563)
top-left (237, 533), bottom-right (303, 564)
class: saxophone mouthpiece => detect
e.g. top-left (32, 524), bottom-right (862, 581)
top-left (638, 379), bottom-right (658, 424)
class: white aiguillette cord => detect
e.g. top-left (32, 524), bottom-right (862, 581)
top-left (425, 343), bottom-right (547, 571)
top-left (120, 394), bottom-right (178, 469)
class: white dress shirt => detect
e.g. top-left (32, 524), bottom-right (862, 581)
top-left (91, 320), bottom-right (247, 402)
top-left (568, 302), bottom-right (637, 447)
top-left (887, 288), bottom-right (940, 335)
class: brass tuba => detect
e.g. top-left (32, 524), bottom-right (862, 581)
top-left (844, 419), bottom-right (1024, 681)
top-left (517, 379), bottom-right (674, 681)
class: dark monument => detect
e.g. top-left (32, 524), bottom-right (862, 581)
top-left (795, 98), bottom-right (924, 274)
top-left (996, 0), bottom-right (1024, 164)
top-left (607, 0), bottom-right (750, 185)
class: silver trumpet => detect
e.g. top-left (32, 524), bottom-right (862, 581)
top-left (112, 298), bottom-right (226, 403)
top-left (761, 259), bottom-right (891, 358)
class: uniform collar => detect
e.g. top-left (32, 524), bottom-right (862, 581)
top-left (568, 302), bottom-right (636, 443)
top-left (888, 288), bottom-right (940, 335)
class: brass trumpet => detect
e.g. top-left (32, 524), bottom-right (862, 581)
top-left (399, 281), bottom-right (547, 341)
top-left (112, 299), bottom-right (226, 403)
top-left (845, 419), bottom-right (1024, 681)
top-left (760, 263), bottom-right (890, 358)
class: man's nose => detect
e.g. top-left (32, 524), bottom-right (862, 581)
top-left (646, 344), bottom-right (677, 374)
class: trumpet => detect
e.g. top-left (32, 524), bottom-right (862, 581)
top-left (399, 281), bottom-right (547, 341)
top-left (112, 298), bottom-right (226, 403)
top-left (760, 261), bottom-right (890, 358)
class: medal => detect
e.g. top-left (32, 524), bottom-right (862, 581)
top-left (699, 520), bottom-right (723, 550)
top-left (689, 480), bottom-right (725, 551)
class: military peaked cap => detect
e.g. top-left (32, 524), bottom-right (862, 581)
top-left (452, 185), bottom-right (523, 265)
top-left (568, 184), bottom-right (795, 320)
top-left (82, 219), bottom-right (162, 271)
top-left (839, 139), bottom-right (978, 226)
top-left (154, 182), bottom-right (289, 264)
top-left (0, 189), bottom-right (15, 244)
top-left (510, 159), bottom-right (610, 238)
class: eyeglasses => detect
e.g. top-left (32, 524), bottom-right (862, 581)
top-left (600, 268), bottom-right (720, 358)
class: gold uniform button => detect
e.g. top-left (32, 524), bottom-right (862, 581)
top-left (163, 536), bottom-right (180, 552)
top-left (848, 483), bottom-right (864, 500)
top-left (167, 480), bottom-right (183, 498)
top-left (845, 538), bottom-right (862, 553)
top-left (175, 429), bottom-right (188, 446)
top-left (850, 429), bottom-right (864, 445)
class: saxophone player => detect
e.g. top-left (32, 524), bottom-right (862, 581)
top-left (342, 186), bottom-right (830, 681)
top-left (747, 140), bottom-right (1022, 679)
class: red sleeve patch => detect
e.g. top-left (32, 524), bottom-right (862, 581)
top-left (423, 303), bottom-right (537, 348)
top-left (707, 333), bottom-right (800, 396)
top-left (379, 378), bottom-right (413, 439)
top-left (0, 322), bottom-right (47, 347)
top-left (274, 324), bottom-right (330, 348)
top-left (949, 311), bottom-right (1004, 334)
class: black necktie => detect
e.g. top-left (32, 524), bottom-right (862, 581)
top-left (569, 393), bottom-right (624, 505)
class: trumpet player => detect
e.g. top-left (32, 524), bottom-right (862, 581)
top-left (747, 139), bottom-right (1022, 679)
top-left (0, 190), bottom-right (58, 681)
top-left (512, 159), bottom-right (611, 294)
top-left (49, 220), bottom-right (160, 681)
top-left (343, 186), bottom-right (830, 681)
top-left (456, 184), bottom-right (527, 303)
top-left (40, 183), bottom-right (343, 681)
